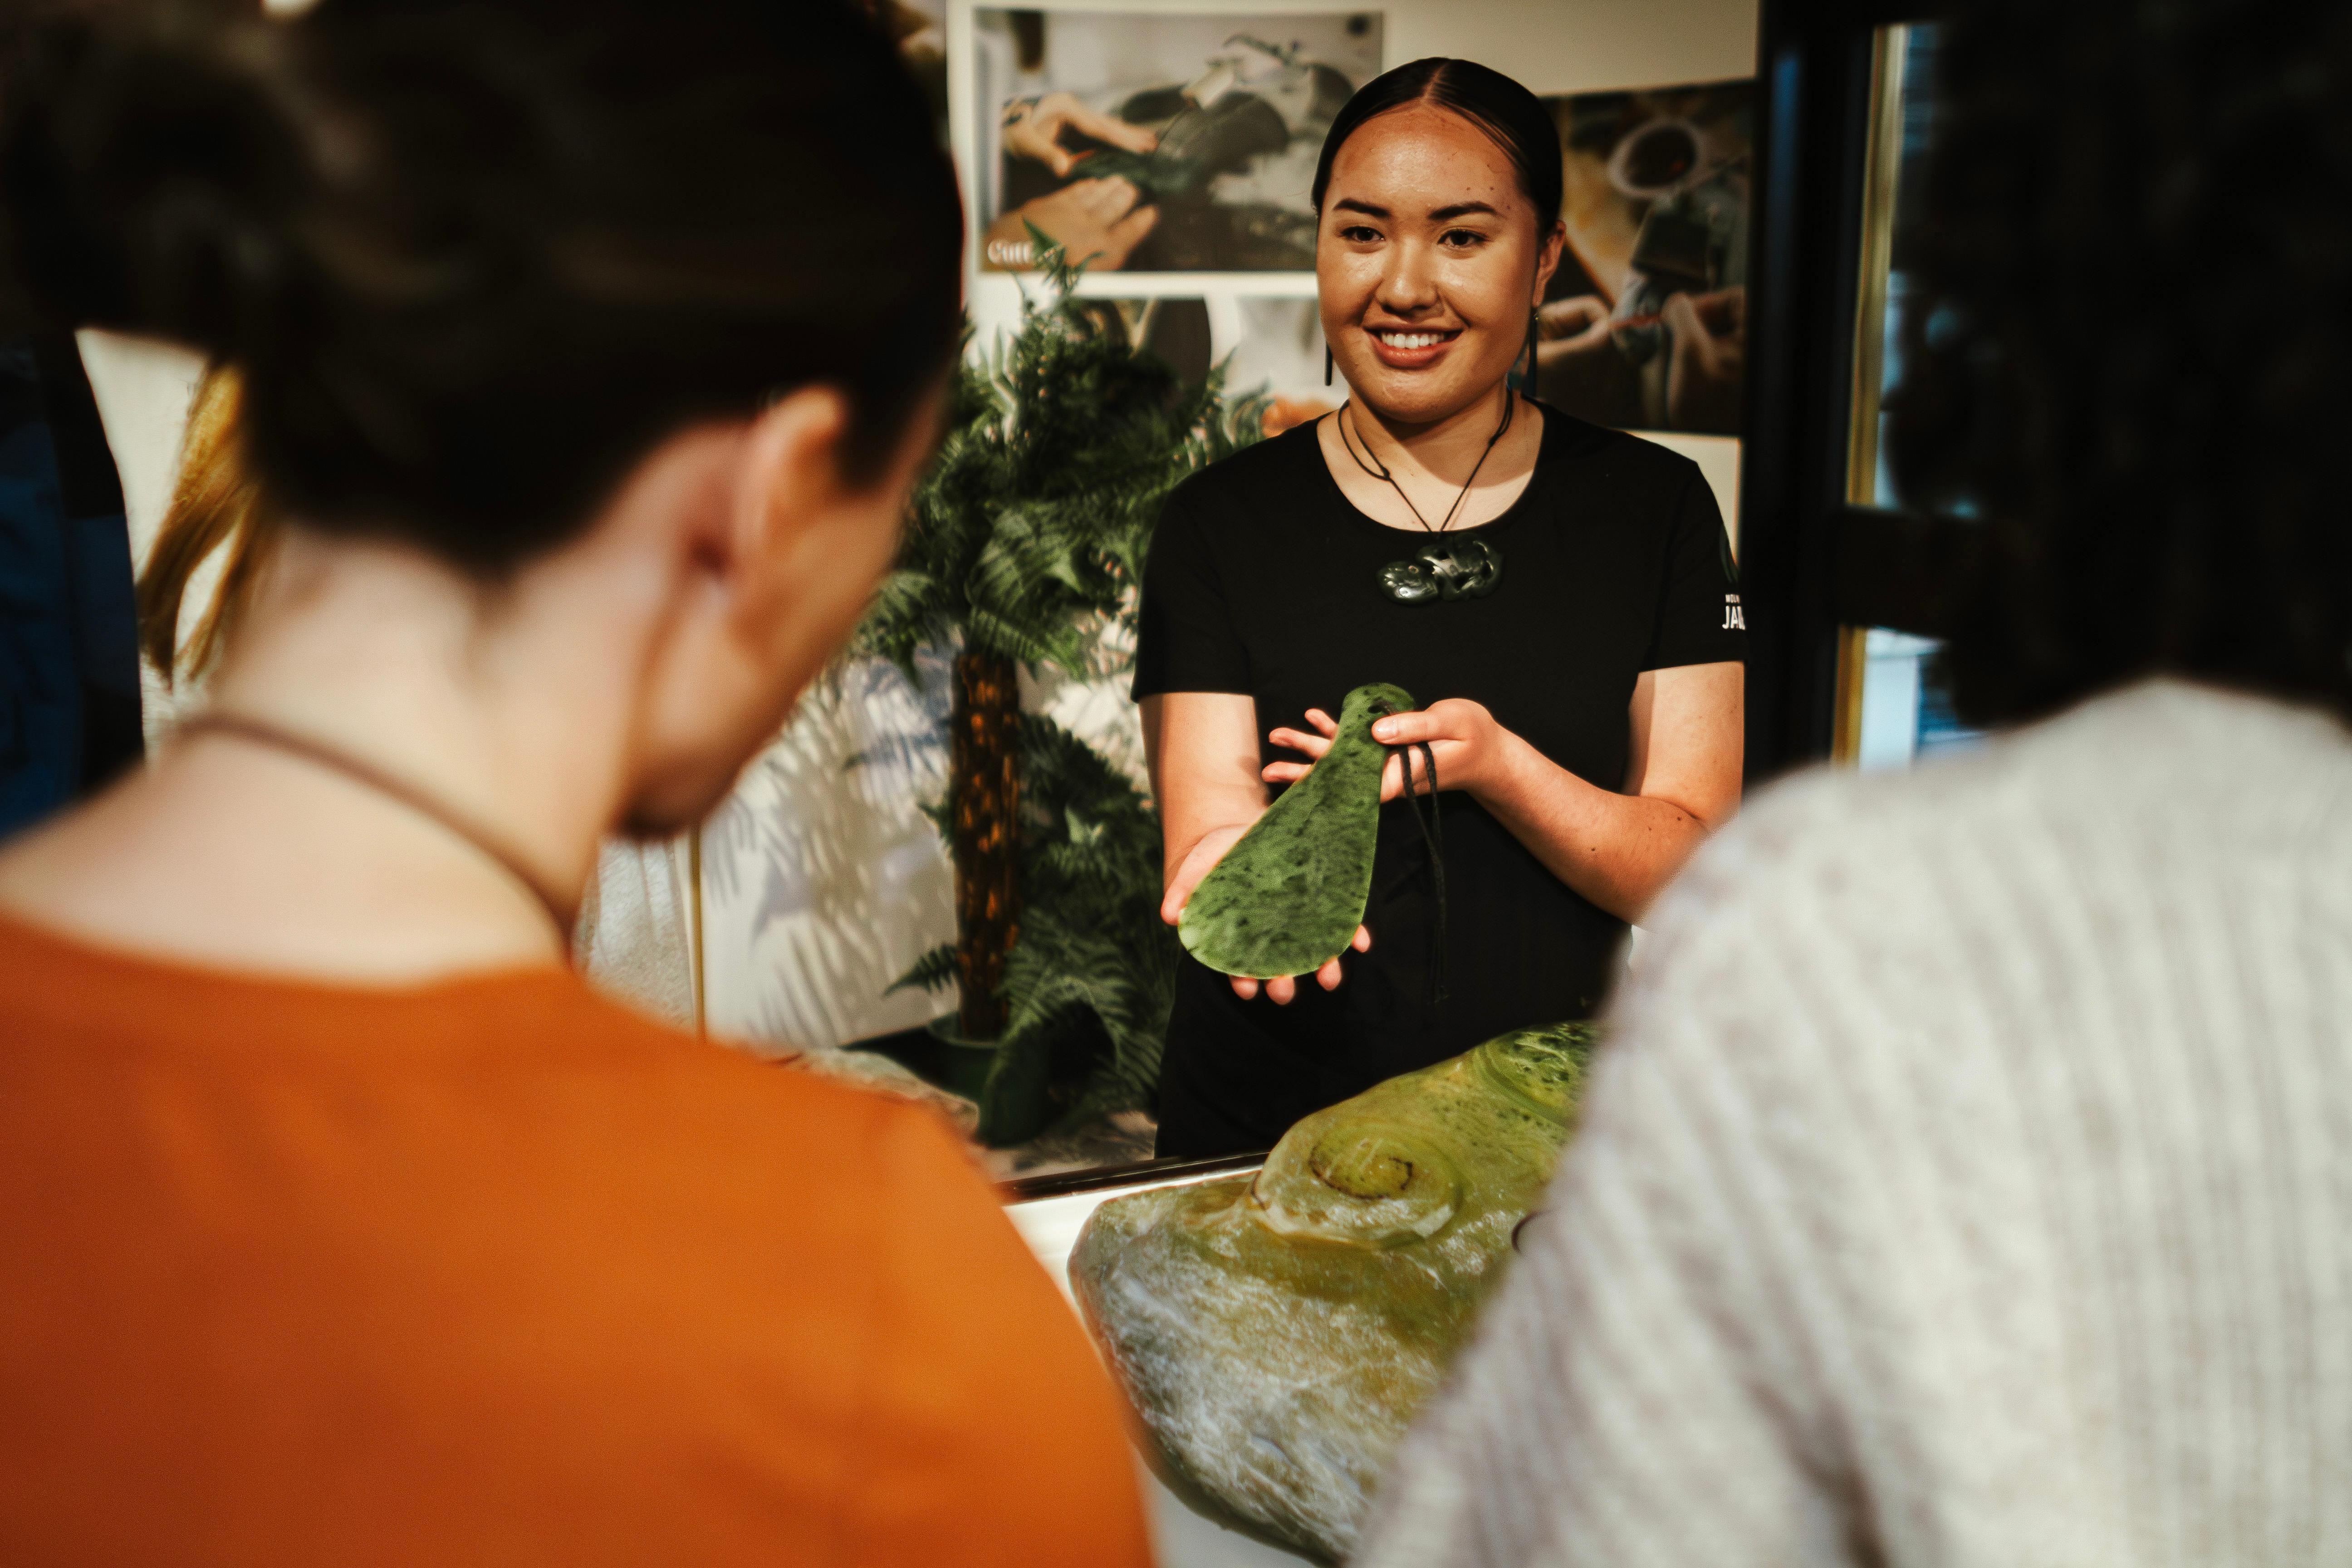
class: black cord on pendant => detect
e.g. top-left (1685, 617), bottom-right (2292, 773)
top-left (1390, 738), bottom-right (1448, 1010)
top-left (1336, 388), bottom-right (1517, 535)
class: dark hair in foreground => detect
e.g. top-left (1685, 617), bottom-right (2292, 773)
top-left (1311, 58), bottom-right (1563, 232)
top-left (1888, 0), bottom-right (2352, 726)
top-left (0, 0), bottom-right (962, 571)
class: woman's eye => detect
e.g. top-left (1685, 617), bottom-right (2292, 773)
top-left (1339, 225), bottom-right (1382, 244)
top-left (1440, 228), bottom-right (1486, 249)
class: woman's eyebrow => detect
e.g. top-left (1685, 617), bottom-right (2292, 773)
top-left (1428, 201), bottom-right (1501, 221)
top-left (1333, 197), bottom-right (1390, 217)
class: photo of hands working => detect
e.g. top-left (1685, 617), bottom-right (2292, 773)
top-left (974, 9), bottom-right (1384, 271)
top-left (4, 0), bottom-right (2347, 1565)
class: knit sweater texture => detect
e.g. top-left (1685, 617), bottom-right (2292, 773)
top-left (1356, 680), bottom-right (2352, 1568)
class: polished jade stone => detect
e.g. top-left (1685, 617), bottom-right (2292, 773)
top-left (1070, 1022), bottom-right (1596, 1562)
top-left (1176, 682), bottom-right (1413, 980)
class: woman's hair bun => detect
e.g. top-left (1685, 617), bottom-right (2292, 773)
top-left (0, 0), bottom-right (963, 574)
top-left (0, 12), bottom-right (308, 348)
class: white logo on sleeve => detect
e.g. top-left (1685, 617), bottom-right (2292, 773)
top-left (1722, 593), bottom-right (1745, 631)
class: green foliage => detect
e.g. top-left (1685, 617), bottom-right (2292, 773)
top-left (868, 240), bottom-right (1266, 1145)
top-left (856, 236), bottom-right (1266, 678)
top-left (889, 716), bottom-right (1177, 1144)
top-left (993, 715), bottom-right (1181, 1142)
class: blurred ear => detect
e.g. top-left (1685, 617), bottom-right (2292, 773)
top-left (725, 384), bottom-right (854, 619)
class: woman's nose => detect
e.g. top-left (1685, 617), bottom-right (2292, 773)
top-left (1377, 238), bottom-right (1440, 314)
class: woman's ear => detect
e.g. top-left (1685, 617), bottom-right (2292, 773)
top-left (1533, 218), bottom-right (1568, 306)
top-left (729, 385), bottom-right (855, 610)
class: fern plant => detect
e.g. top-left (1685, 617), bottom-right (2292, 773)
top-left (857, 238), bottom-right (1262, 1143)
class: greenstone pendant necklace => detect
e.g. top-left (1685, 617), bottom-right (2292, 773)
top-left (1340, 394), bottom-right (1514, 604)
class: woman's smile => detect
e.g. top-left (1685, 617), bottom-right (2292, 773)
top-left (1366, 324), bottom-right (1464, 368)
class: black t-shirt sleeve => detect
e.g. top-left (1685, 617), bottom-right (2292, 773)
top-left (1131, 482), bottom-right (1253, 699)
top-left (1641, 466), bottom-right (1747, 671)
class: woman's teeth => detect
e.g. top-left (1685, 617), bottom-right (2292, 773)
top-left (1375, 331), bottom-right (1452, 350)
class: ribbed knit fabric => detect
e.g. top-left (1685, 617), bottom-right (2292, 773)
top-left (1355, 680), bottom-right (2352, 1568)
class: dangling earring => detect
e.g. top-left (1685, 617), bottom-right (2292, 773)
top-left (1324, 345), bottom-right (1334, 387)
top-left (1506, 307), bottom-right (1539, 394)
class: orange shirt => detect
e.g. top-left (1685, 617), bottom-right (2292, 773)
top-left (0, 911), bottom-right (1150, 1567)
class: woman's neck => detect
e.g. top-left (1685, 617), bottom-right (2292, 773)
top-left (1346, 383), bottom-right (1519, 484)
top-left (1322, 380), bottom-right (1544, 534)
top-left (0, 528), bottom-right (662, 982)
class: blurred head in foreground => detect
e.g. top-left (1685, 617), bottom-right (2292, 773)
top-left (1, 0), bottom-right (960, 853)
top-left (1888, 0), bottom-right (2352, 728)
top-left (0, 9), bottom-right (1158, 1564)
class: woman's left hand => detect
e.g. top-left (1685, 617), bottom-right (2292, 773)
top-left (1263, 698), bottom-right (1513, 801)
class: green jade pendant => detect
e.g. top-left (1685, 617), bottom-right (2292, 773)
top-left (1177, 682), bottom-right (1413, 979)
top-left (1376, 534), bottom-right (1503, 603)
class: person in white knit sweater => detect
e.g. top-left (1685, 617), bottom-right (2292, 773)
top-left (1353, 0), bottom-right (2352, 1562)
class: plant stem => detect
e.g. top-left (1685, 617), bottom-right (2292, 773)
top-left (950, 646), bottom-right (1021, 1039)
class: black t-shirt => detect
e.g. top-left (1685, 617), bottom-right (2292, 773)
top-left (1133, 403), bottom-right (1743, 1153)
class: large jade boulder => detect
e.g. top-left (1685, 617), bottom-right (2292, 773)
top-left (1070, 1023), bottom-right (1595, 1561)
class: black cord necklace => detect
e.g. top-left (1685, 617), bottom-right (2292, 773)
top-left (1340, 394), bottom-right (1514, 604)
top-left (1392, 738), bottom-right (1448, 1009)
top-left (178, 710), bottom-right (577, 948)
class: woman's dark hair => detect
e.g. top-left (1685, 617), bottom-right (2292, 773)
top-left (1887, 0), bottom-right (2352, 726)
top-left (0, 0), bottom-right (962, 571)
top-left (1310, 58), bottom-right (1563, 232)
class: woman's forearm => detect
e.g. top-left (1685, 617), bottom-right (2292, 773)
top-left (1470, 730), bottom-right (1713, 922)
top-left (1143, 692), bottom-right (1268, 893)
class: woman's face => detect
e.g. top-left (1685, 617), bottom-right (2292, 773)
top-left (1317, 104), bottom-right (1563, 426)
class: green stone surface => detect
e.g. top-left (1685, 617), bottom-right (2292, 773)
top-left (1070, 1022), bottom-right (1597, 1561)
top-left (1176, 682), bottom-right (1414, 980)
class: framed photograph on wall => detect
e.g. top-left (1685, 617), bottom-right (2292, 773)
top-left (969, 8), bottom-right (1384, 273)
top-left (1534, 78), bottom-right (1754, 436)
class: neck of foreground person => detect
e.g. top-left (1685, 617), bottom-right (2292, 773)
top-left (0, 520), bottom-right (684, 985)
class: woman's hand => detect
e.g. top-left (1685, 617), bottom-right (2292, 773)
top-left (1264, 698), bottom-right (1512, 801)
top-left (1158, 821), bottom-right (1247, 930)
top-left (1000, 92), bottom-right (1158, 176)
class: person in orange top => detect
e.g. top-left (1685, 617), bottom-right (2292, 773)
top-left (0, 3), bottom-right (1150, 1565)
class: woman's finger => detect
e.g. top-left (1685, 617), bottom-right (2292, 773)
top-left (1305, 708), bottom-right (1339, 736)
top-left (1230, 976), bottom-right (1260, 1000)
top-left (1371, 710), bottom-right (1451, 746)
top-left (1266, 975), bottom-right (1297, 1005)
top-left (1266, 727), bottom-right (1333, 758)
top-left (1352, 925), bottom-right (1372, 952)
top-left (1315, 954), bottom-right (1344, 990)
top-left (1262, 762), bottom-right (1310, 784)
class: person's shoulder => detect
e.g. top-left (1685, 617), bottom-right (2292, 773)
top-left (565, 992), bottom-right (978, 1180)
top-left (1640, 679), bottom-right (2352, 981)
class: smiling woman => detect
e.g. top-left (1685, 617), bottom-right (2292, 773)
top-left (1134, 58), bottom-right (1748, 1158)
